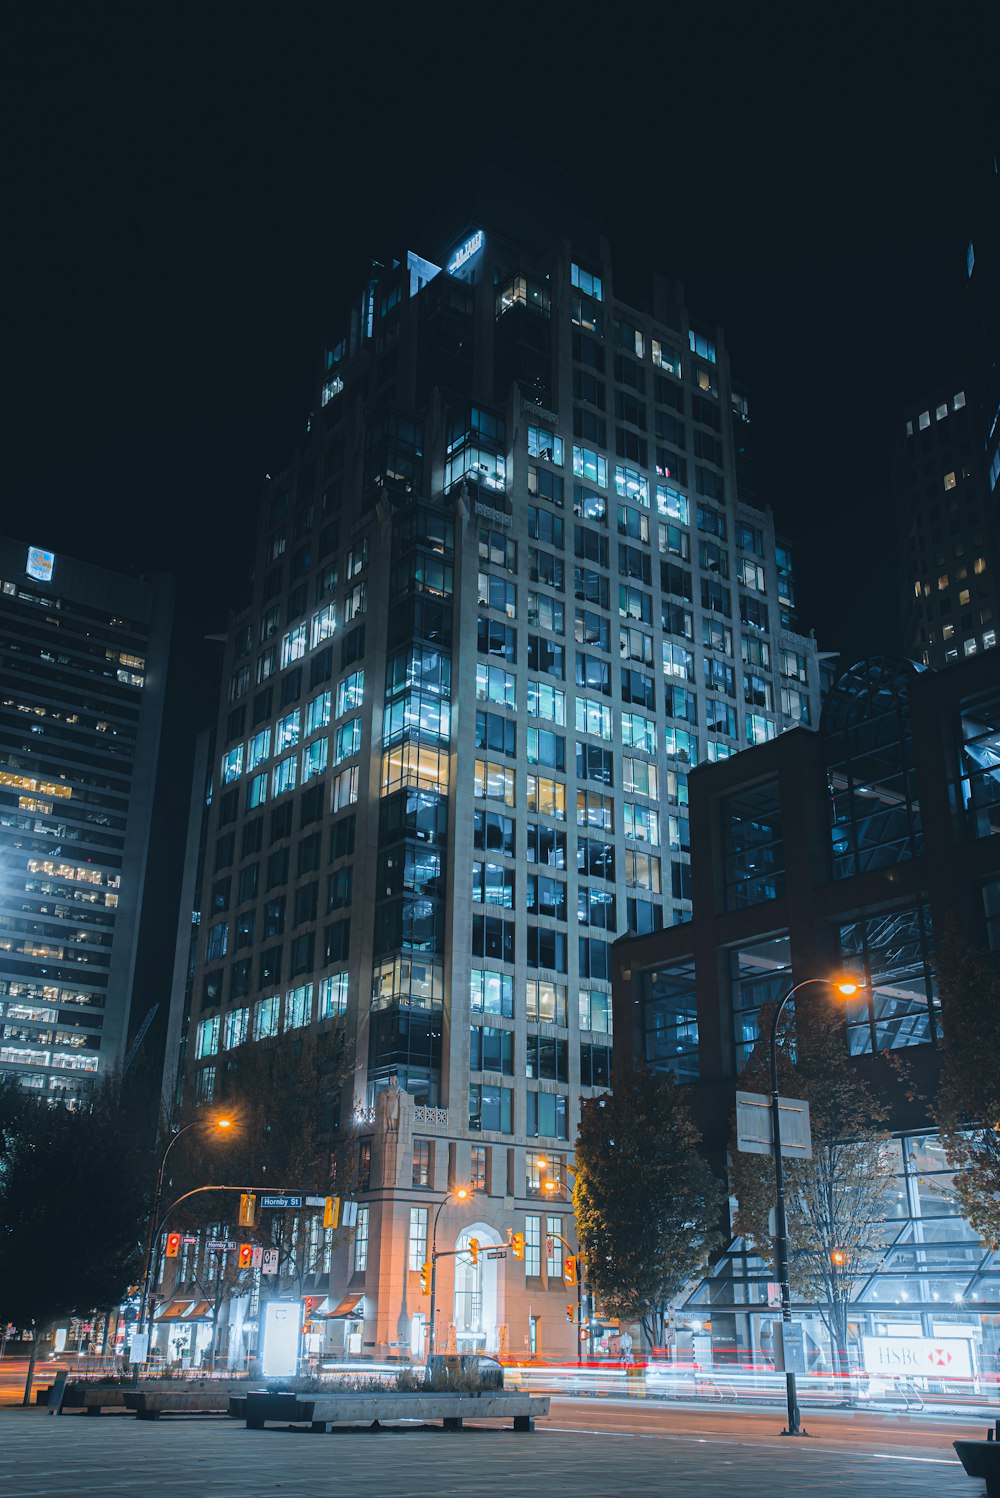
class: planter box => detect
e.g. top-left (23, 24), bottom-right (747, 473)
top-left (244, 1390), bottom-right (549, 1433)
top-left (953, 1439), bottom-right (1000, 1496)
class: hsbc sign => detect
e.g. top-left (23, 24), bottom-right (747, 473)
top-left (862, 1334), bottom-right (974, 1380)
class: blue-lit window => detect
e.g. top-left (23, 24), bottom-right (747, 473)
top-left (643, 958), bottom-right (698, 1080)
top-left (306, 692), bottom-right (331, 735)
top-left (528, 426), bottom-right (565, 466)
top-left (959, 689), bottom-right (1000, 838)
top-left (723, 779), bottom-right (784, 909)
top-left (221, 746), bottom-right (244, 784)
top-left (688, 329), bottom-right (716, 363)
top-left (839, 905), bottom-right (937, 1053)
top-left (730, 933), bottom-right (791, 1069)
top-left (571, 263), bottom-right (603, 302)
top-left (302, 738), bottom-right (328, 782)
top-left (572, 446), bottom-right (607, 487)
top-left (247, 728), bottom-right (271, 769)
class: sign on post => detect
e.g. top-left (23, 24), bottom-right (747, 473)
top-left (736, 1092), bottom-right (812, 1159)
top-left (773, 1321), bottom-right (808, 1373)
top-left (261, 1249), bottom-right (279, 1276)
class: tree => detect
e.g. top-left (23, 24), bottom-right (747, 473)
top-left (0, 1070), bottom-right (149, 1399)
top-left (934, 927), bottom-right (1000, 1248)
top-left (574, 1070), bottom-right (724, 1347)
top-left (728, 1005), bottom-right (896, 1375)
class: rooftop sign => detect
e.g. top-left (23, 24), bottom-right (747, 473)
top-left (26, 546), bottom-right (54, 583)
top-left (447, 229), bottom-right (484, 276)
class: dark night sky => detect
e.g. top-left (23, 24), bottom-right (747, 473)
top-left (3, 5), bottom-right (998, 716)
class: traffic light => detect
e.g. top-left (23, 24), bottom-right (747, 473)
top-left (564, 1254), bottom-right (577, 1287)
top-left (239, 1193), bottom-right (256, 1228)
top-left (237, 1243), bottom-right (253, 1269)
top-left (566, 1305), bottom-right (575, 1322)
top-left (511, 1231), bottom-right (525, 1260)
top-left (468, 1237), bottom-right (479, 1266)
top-left (420, 1261), bottom-right (431, 1295)
top-left (164, 1232), bottom-right (181, 1259)
top-left (323, 1195), bottom-right (341, 1230)
top-left (830, 1248), bottom-right (847, 1268)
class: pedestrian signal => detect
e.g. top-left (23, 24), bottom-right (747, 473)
top-left (323, 1195), bottom-right (341, 1230)
top-left (239, 1193), bottom-right (256, 1228)
top-left (164, 1232), bottom-right (181, 1259)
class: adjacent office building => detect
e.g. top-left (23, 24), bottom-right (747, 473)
top-left (176, 178), bottom-right (822, 1362)
top-left (613, 652), bottom-right (1000, 1374)
top-left (0, 536), bottom-right (172, 1096)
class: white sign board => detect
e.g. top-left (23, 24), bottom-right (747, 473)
top-left (862, 1335), bottom-right (974, 1380)
top-left (261, 1248), bottom-right (279, 1276)
top-left (128, 1333), bottom-right (149, 1364)
top-left (261, 1301), bottom-right (302, 1378)
top-left (736, 1092), bottom-right (812, 1159)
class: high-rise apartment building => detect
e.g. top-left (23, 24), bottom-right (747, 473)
top-left (178, 184), bottom-right (822, 1362)
top-left (894, 382), bottom-right (998, 668)
top-left (0, 536), bottom-right (172, 1097)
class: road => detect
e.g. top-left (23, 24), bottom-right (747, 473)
top-left (0, 1392), bottom-right (993, 1497)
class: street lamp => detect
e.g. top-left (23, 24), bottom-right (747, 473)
top-left (137, 1115), bottom-right (234, 1347)
top-left (768, 976), bottom-right (862, 1437)
top-left (427, 1186), bottom-right (469, 1358)
top-left (535, 1156), bottom-right (592, 1359)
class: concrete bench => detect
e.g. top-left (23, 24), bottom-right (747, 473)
top-left (244, 1390), bottom-right (550, 1432)
top-left (124, 1387), bottom-right (243, 1420)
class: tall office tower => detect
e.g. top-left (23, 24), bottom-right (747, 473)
top-left (894, 383), bottom-right (999, 668)
top-left (181, 181), bottom-right (821, 1361)
top-left (0, 536), bottom-right (172, 1098)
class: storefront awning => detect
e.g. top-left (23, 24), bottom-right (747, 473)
top-left (323, 1294), bottom-right (364, 1319)
top-left (154, 1298), bottom-right (214, 1323)
top-left (154, 1299), bottom-right (195, 1321)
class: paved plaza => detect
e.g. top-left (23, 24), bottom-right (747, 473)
top-left (0, 1402), bottom-right (987, 1498)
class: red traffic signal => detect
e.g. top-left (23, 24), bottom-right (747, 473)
top-left (164, 1232), bottom-right (181, 1259)
top-left (237, 1243), bottom-right (253, 1269)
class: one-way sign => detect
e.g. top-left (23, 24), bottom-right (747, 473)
top-left (260, 1194), bottom-right (303, 1209)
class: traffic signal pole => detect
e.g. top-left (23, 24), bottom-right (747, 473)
top-left (138, 1183), bottom-right (302, 1347)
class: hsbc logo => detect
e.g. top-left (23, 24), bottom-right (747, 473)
top-left (862, 1334), bottom-right (973, 1380)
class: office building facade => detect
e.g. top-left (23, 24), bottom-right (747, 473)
top-left (613, 653), bottom-right (1000, 1375)
top-left (179, 194), bottom-right (822, 1362)
top-left (0, 536), bottom-right (172, 1096)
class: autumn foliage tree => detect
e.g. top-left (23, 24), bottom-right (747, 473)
top-left (934, 927), bottom-right (1000, 1249)
top-left (729, 1005), bottom-right (896, 1373)
top-left (574, 1070), bottom-right (724, 1347)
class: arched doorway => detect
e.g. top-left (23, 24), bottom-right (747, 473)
top-left (453, 1224), bottom-right (503, 1353)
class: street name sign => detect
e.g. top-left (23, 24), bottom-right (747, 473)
top-left (736, 1091), bottom-right (812, 1159)
top-left (485, 1248), bottom-right (507, 1260)
top-left (260, 1194), bottom-right (303, 1209)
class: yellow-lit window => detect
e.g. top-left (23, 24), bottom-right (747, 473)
top-left (381, 743), bottom-right (449, 797)
top-left (527, 774), bottom-right (566, 820)
top-left (975, 556), bottom-right (987, 575)
top-left (959, 589), bottom-right (971, 606)
top-left (938, 574), bottom-right (949, 591)
top-left (944, 471), bottom-right (957, 490)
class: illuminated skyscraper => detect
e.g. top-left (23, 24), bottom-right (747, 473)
top-left (176, 182), bottom-right (822, 1361)
top-left (0, 536), bottom-right (172, 1097)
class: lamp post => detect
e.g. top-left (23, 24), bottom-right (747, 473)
top-left (768, 976), bottom-right (860, 1437)
top-left (536, 1156), bottom-right (592, 1359)
top-left (138, 1116), bottom-right (233, 1348)
top-left (427, 1186), bottom-right (469, 1358)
